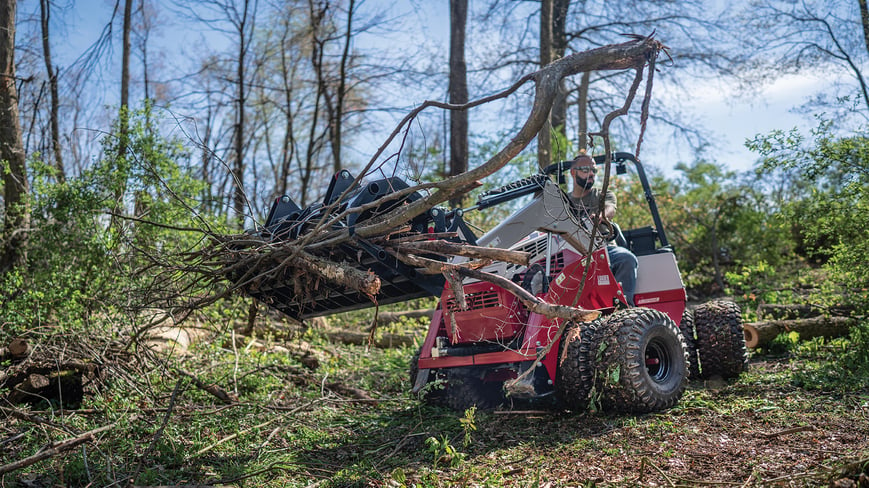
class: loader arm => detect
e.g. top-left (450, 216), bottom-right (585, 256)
top-left (475, 179), bottom-right (603, 255)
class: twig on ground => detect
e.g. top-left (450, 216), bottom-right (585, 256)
top-left (193, 398), bottom-right (320, 457)
top-left (640, 456), bottom-right (676, 487)
top-left (127, 378), bottom-right (185, 486)
top-left (0, 405), bottom-right (78, 435)
top-left (0, 422), bottom-right (118, 475)
top-left (375, 421), bottom-right (424, 467)
top-left (760, 425), bottom-right (816, 438)
top-left (177, 368), bottom-right (238, 404)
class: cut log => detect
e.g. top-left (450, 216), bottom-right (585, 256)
top-left (743, 316), bottom-right (857, 349)
top-left (0, 338), bottom-right (29, 361)
top-left (6, 374), bottom-right (50, 404)
top-left (8, 338), bottom-right (28, 357)
top-left (320, 327), bottom-right (417, 348)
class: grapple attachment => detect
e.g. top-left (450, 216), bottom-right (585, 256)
top-left (247, 171), bottom-right (458, 320)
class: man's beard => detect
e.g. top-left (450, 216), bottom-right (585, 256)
top-left (575, 175), bottom-right (594, 190)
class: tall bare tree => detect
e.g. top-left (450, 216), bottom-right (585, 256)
top-left (39, 0), bottom-right (63, 181)
top-left (537, 0), bottom-right (553, 169)
top-left (330, 0), bottom-right (354, 172)
top-left (119, 0), bottom-right (133, 160)
top-left (449, 0), bottom-right (468, 207)
top-left (550, 0), bottom-right (569, 135)
top-left (1, 0), bottom-right (30, 273)
top-left (478, 0), bottom-right (732, 161)
top-left (740, 0), bottom-right (869, 120)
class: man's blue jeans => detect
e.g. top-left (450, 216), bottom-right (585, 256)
top-left (607, 245), bottom-right (638, 306)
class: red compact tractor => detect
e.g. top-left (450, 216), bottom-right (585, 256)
top-left (250, 152), bottom-right (748, 413)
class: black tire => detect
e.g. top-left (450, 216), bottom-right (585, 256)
top-left (556, 320), bottom-right (606, 411)
top-left (680, 308), bottom-right (701, 379)
top-left (694, 299), bottom-right (748, 379)
top-left (440, 370), bottom-right (505, 411)
top-left (410, 349), bottom-right (503, 410)
top-left (596, 308), bottom-right (689, 413)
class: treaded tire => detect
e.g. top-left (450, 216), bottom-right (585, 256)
top-left (440, 371), bottom-right (505, 411)
top-left (679, 308), bottom-right (701, 379)
top-left (596, 308), bottom-right (689, 413)
top-left (555, 320), bottom-right (606, 411)
top-left (410, 349), bottom-right (504, 410)
top-left (694, 299), bottom-right (748, 379)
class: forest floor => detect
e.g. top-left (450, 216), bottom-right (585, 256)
top-left (1, 319), bottom-right (868, 488)
top-left (380, 357), bottom-right (869, 487)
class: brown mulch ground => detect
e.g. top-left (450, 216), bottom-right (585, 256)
top-left (387, 358), bottom-right (869, 487)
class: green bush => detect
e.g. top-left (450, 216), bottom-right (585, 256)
top-left (791, 320), bottom-right (869, 390)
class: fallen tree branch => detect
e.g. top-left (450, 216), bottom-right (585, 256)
top-left (452, 267), bottom-right (600, 323)
top-left (141, 37), bottom-right (664, 327)
top-left (0, 422), bottom-right (118, 475)
top-left (375, 308), bottom-right (434, 325)
top-left (177, 369), bottom-right (238, 404)
top-left (389, 240), bottom-right (531, 267)
top-left (319, 327), bottom-right (417, 348)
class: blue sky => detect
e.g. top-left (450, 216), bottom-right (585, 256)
top-left (50, 0), bottom-right (826, 178)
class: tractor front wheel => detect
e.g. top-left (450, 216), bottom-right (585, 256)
top-left (440, 370), bottom-right (505, 411)
top-left (596, 308), bottom-right (689, 413)
top-left (410, 349), bottom-right (504, 410)
top-left (556, 320), bottom-right (605, 411)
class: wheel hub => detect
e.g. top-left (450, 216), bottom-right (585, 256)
top-left (645, 338), bottom-right (672, 382)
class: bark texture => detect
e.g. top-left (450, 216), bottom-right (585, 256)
top-left (0, 0), bottom-right (29, 273)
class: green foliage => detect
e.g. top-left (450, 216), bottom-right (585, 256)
top-left (424, 435), bottom-right (464, 468)
top-left (790, 320), bottom-right (869, 391)
top-left (460, 406), bottom-right (477, 448)
top-left (724, 261), bottom-right (801, 321)
top-left (748, 119), bottom-right (869, 312)
top-left (0, 102), bottom-right (221, 341)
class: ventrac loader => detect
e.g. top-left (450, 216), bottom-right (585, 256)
top-left (247, 153), bottom-right (748, 412)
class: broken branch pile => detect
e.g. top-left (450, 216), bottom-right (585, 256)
top-left (169, 36), bottom-right (665, 325)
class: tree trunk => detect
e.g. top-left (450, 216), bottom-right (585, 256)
top-left (549, 0), bottom-right (569, 140)
top-left (40, 0), bottom-right (64, 181)
top-left (537, 0), bottom-right (553, 170)
top-left (449, 0), bottom-right (469, 208)
top-left (858, 0), bottom-right (869, 110)
top-left (860, 0), bottom-right (869, 55)
top-left (232, 0), bottom-right (251, 228)
top-left (0, 0), bottom-right (29, 273)
top-left (743, 316), bottom-right (857, 349)
top-left (577, 70), bottom-right (590, 150)
top-left (119, 0), bottom-right (132, 157)
top-left (277, 22), bottom-right (296, 197)
top-left (331, 0), bottom-right (355, 173)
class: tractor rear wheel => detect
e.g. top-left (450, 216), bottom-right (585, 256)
top-left (556, 320), bottom-right (605, 411)
top-left (596, 308), bottom-right (689, 413)
top-left (694, 299), bottom-right (748, 379)
top-left (680, 308), bottom-right (701, 379)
